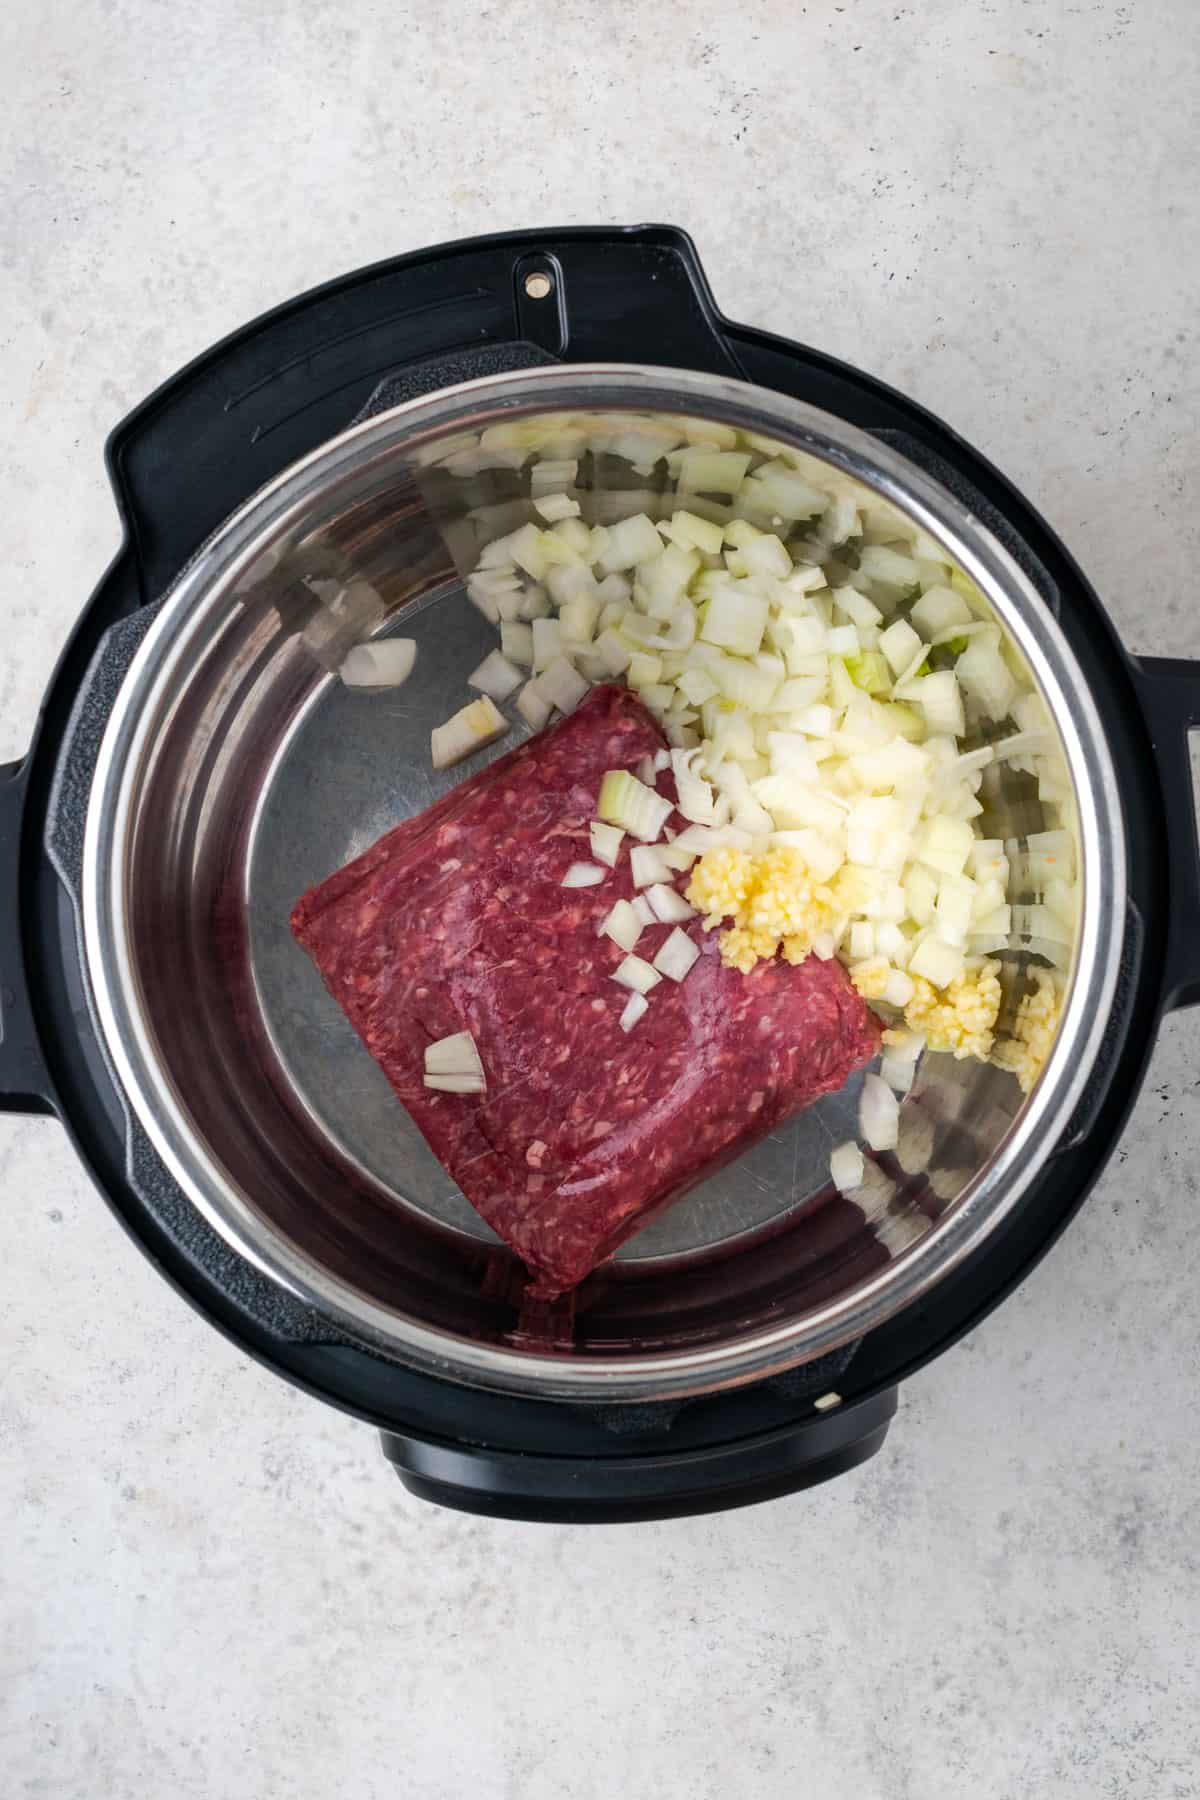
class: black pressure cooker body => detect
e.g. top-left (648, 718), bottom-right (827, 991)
top-left (3, 227), bottom-right (1197, 1522)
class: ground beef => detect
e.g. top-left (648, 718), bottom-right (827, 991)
top-left (291, 684), bottom-right (880, 1296)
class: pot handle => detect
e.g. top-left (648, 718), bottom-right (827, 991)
top-left (379, 1386), bottom-right (897, 1523)
top-left (0, 757), bottom-right (57, 1115)
top-left (1135, 657), bottom-right (1200, 1011)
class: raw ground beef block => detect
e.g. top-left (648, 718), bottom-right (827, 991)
top-left (291, 684), bottom-right (880, 1296)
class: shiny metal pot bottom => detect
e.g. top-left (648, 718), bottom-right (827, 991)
top-left (82, 368), bottom-right (1124, 1399)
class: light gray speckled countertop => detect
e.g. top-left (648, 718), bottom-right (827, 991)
top-left (2, 3), bottom-right (1199, 1796)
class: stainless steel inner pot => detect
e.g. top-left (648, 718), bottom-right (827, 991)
top-left (81, 367), bottom-right (1124, 1400)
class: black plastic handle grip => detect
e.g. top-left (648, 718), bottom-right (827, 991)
top-left (1134, 657), bottom-right (1200, 1010)
top-left (0, 759), bottom-right (57, 1115)
top-left (380, 1386), bottom-right (897, 1523)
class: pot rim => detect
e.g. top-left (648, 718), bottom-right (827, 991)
top-left (81, 364), bottom-right (1125, 1400)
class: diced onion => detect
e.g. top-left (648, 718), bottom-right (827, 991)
top-left (857, 544), bottom-right (920, 592)
top-left (340, 639), bottom-right (418, 688)
top-left (645, 882), bottom-right (696, 923)
top-left (423, 1072), bottom-right (487, 1094)
top-left (539, 655), bottom-right (590, 714)
top-left (914, 670), bottom-right (966, 737)
top-left (878, 618), bottom-right (922, 676)
top-left (956, 637), bottom-right (1017, 720)
top-left (601, 899), bottom-right (644, 953)
top-left (560, 593), bottom-right (600, 646)
top-left (917, 816), bottom-right (975, 877)
top-left (701, 585), bottom-right (769, 657)
top-left (500, 621), bottom-right (534, 667)
top-left (589, 820), bottom-right (625, 867)
top-left (653, 928), bottom-right (700, 981)
top-left (883, 969), bottom-right (914, 1008)
top-left (532, 617), bottom-right (563, 672)
top-left (859, 1072), bottom-right (899, 1151)
top-left (597, 513), bottom-right (664, 574)
top-left (515, 680), bottom-right (552, 731)
top-left (908, 935), bottom-right (964, 988)
top-left (619, 992), bottom-right (649, 1032)
top-left (594, 629), bottom-right (632, 674)
top-left (468, 648), bottom-right (524, 702)
top-left (659, 508), bottom-right (725, 554)
top-left (597, 769), bottom-right (672, 842)
top-left (424, 1031), bottom-right (485, 1080)
top-left (561, 862), bottom-right (606, 888)
top-left (830, 1142), bottom-right (865, 1192)
top-left (911, 585), bottom-right (971, 636)
top-left (630, 845), bottom-right (674, 888)
top-left (612, 954), bottom-right (662, 995)
top-left (670, 747), bottom-right (723, 824)
top-left (431, 696), bottom-right (509, 769)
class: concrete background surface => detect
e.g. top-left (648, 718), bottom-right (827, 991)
top-left (2, 2), bottom-right (1198, 1795)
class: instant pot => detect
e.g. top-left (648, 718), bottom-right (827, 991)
top-left (3, 226), bottom-right (1198, 1521)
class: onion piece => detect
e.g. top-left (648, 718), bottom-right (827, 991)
top-left (539, 655), bottom-right (590, 714)
top-left (601, 899), bottom-right (644, 953)
top-left (561, 862), bottom-right (606, 888)
top-left (468, 648), bottom-right (524, 702)
top-left (880, 1051), bottom-right (919, 1096)
top-left (612, 954), bottom-right (662, 995)
top-left (560, 593), bottom-right (600, 646)
top-left (672, 822), bottom-right (754, 855)
top-left (653, 928), bottom-right (700, 982)
top-left (859, 1072), bottom-right (900, 1151)
top-left (597, 769), bottom-right (672, 843)
top-left (630, 845), bottom-right (674, 888)
top-left (597, 513), bottom-right (664, 574)
top-left (700, 585), bottom-right (769, 657)
top-left (911, 585), bottom-right (972, 636)
top-left (515, 679), bottom-right (552, 732)
top-left (500, 621), bottom-right (534, 668)
top-left (908, 935), bottom-right (964, 988)
top-left (532, 617), bottom-right (564, 672)
top-left (423, 1072), bottom-right (487, 1094)
top-left (424, 1032), bottom-right (485, 1080)
top-left (670, 747), bottom-right (723, 825)
top-left (339, 639), bottom-right (418, 688)
top-left (589, 821), bottom-right (625, 867)
top-left (659, 508), bottom-right (726, 555)
top-left (619, 992), bottom-right (649, 1032)
top-left (645, 883), bottom-right (696, 924)
top-left (878, 618), bottom-right (923, 676)
top-left (431, 696), bottom-right (509, 770)
top-left (593, 629), bottom-right (632, 675)
top-left (830, 1141), bottom-right (865, 1192)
